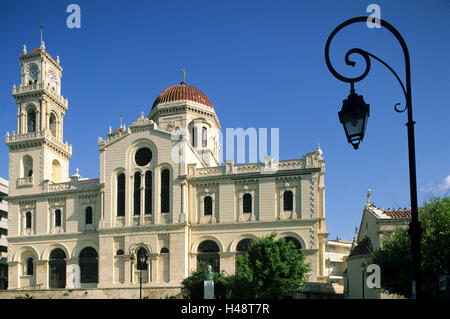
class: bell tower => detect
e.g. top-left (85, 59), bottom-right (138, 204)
top-left (6, 41), bottom-right (72, 194)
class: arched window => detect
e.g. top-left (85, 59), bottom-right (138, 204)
top-left (116, 249), bottom-right (124, 256)
top-left (49, 248), bottom-right (66, 288)
top-left (202, 127), bottom-right (207, 147)
top-left (145, 171), bottom-right (152, 215)
top-left (22, 155), bottom-right (33, 178)
top-left (236, 238), bottom-right (254, 253)
top-left (283, 190), bottom-right (293, 211)
top-left (197, 240), bottom-right (220, 273)
top-left (85, 206), bottom-right (93, 225)
top-left (136, 248), bottom-right (149, 271)
top-left (283, 236), bottom-right (302, 253)
top-left (26, 257), bottom-right (34, 276)
top-left (161, 169), bottom-right (170, 213)
top-left (27, 109), bottom-right (36, 133)
top-left (49, 113), bottom-right (57, 137)
top-left (204, 196), bottom-right (212, 215)
top-left (79, 247), bottom-right (98, 283)
top-left (134, 172), bottom-right (141, 215)
top-left (235, 238), bottom-right (254, 271)
top-left (160, 247), bottom-right (169, 254)
top-left (54, 209), bottom-right (61, 227)
top-left (117, 173), bottom-right (125, 217)
top-left (25, 211), bottom-right (32, 229)
top-left (243, 193), bottom-right (252, 213)
top-left (51, 160), bottom-right (61, 183)
top-left (191, 126), bottom-right (197, 147)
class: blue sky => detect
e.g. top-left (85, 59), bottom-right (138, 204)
top-left (0, 0), bottom-right (449, 241)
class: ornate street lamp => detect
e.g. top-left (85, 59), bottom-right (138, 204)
top-left (325, 16), bottom-right (422, 299)
top-left (338, 83), bottom-right (370, 150)
top-left (129, 242), bottom-right (150, 299)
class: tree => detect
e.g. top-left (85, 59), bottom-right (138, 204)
top-left (231, 233), bottom-right (311, 298)
top-left (180, 233), bottom-right (311, 299)
top-left (181, 268), bottom-right (231, 299)
top-left (371, 196), bottom-right (450, 298)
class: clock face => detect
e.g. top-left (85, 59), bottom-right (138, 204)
top-left (48, 73), bottom-right (56, 84)
top-left (29, 68), bottom-right (38, 80)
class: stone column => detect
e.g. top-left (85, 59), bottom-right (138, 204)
top-left (7, 261), bottom-right (19, 289)
top-left (149, 253), bottom-right (158, 282)
top-left (154, 166), bottom-right (160, 225)
top-left (35, 259), bottom-right (48, 289)
top-left (65, 257), bottom-right (80, 289)
top-left (219, 252), bottom-right (235, 275)
top-left (124, 255), bottom-right (133, 285)
top-left (126, 174), bottom-right (132, 227)
top-left (140, 175), bottom-right (145, 225)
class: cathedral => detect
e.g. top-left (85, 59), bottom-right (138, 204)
top-left (5, 41), bottom-right (329, 297)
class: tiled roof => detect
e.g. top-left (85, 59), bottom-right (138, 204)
top-left (113, 127), bottom-right (125, 134)
top-left (152, 83), bottom-right (213, 109)
top-left (382, 209), bottom-right (411, 219)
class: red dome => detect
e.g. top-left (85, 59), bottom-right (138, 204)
top-left (152, 83), bottom-right (213, 109)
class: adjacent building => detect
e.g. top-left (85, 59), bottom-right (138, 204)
top-left (5, 41), bottom-right (329, 297)
top-left (325, 237), bottom-right (352, 290)
top-left (344, 189), bottom-right (410, 299)
top-left (0, 177), bottom-right (8, 290)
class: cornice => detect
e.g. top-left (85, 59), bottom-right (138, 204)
top-left (190, 218), bottom-right (319, 232)
top-left (20, 49), bottom-right (62, 72)
top-left (98, 222), bottom-right (188, 236)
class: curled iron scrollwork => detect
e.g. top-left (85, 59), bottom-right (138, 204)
top-left (325, 16), bottom-right (412, 112)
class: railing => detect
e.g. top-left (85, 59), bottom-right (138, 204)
top-left (194, 159), bottom-right (312, 177)
top-left (196, 167), bottom-right (225, 176)
top-left (13, 83), bottom-right (68, 107)
top-left (48, 178), bottom-right (100, 192)
top-left (16, 283), bottom-right (43, 290)
top-left (48, 182), bottom-right (71, 191)
top-left (6, 130), bottom-right (72, 155)
top-left (17, 177), bottom-right (33, 187)
top-left (13, 83), bottom-right (44, 94)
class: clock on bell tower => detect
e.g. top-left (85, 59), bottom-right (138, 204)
top-left (6, 41), bottom-right (72, 195)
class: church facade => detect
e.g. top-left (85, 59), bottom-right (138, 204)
top-left (5, 43), bottom-right (329, 296)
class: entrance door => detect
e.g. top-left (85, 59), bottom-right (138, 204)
top-left (49, 248), bottom-right (66, 288)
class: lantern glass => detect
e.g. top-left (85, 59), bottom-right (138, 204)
top-left (338, 89), bottom-right (370, 149)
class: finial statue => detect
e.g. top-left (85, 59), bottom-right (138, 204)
top-left (205, 265), bottom-right (213, 281)
top-left (140, 112), bottom-right (145, 118)
top-left (23, 44), bottom-right (27, 54)
top-left (317, 143), bottom-right (323, 156)
top-left (367, 188), bottom-right (372, 205)
top-left (57, 56), bottom-right (60, 64)
top-left (181, 67), bottom-right (186, 84)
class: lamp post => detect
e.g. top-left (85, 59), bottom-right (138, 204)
top-left (325, 17), bottom-right (422, 299)
top-left (129, 242), bottom-right (150, 299)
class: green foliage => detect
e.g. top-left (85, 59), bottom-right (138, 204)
top-left (371, 196), bottom-right (450, 298)
top-left (231, 233), bottom-right (311, 298)
top-left (181, 233), bottom-right (311, 299)
top-left (181, 268), bottom-right (232, 299)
